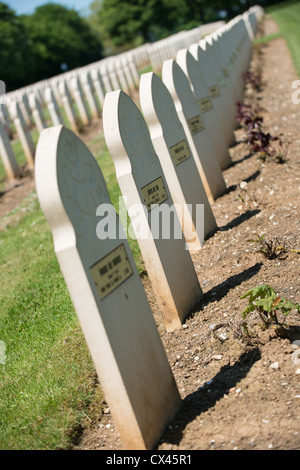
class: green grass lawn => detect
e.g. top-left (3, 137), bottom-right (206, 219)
top-left (0, 192), bottom-right (98, 449)
top-left (266, 0), bottom-right (300, 76)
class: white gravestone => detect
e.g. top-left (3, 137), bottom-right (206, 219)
top-left (45, 87), bottom-right (64, 127)
top-left (189, 43), bottom-right (235, 147)
top-left (71, 76), bottom-right (91, 126)
top-left (58, 80), bottom-right (81, 134)
top-left (115, 57), bottom-right (130, 94)
top-left (176, 49), bottom-right (232, 170)
top-left (9, 101), bottom-right (35, 170)
top-left (103, 90), bottom-right (203, 332)
top-left (0, 119), bottom-right (20, 182)
top-left (107, 60), bottom-right (122, 91)
top-left (81, 71), bottom-right (101, 120)
top-left (162, 59), bottom-right (226, 205)
top-left (124, 53), bottom-right (139, 89)
top-left (35, 125), bottom-right (181, 450)
top-left (139, 71), bottom-right (217, 249)
top-left (29, 92), bottom-right (47, 133)
top-left (99, 63), bottom-right (113, 93)
top-left (19, 92), bottom-right (34, 129)
top-left (90, 68), bottom-right (105, 108)
top-left (199, 38), bottom-right (237, 129)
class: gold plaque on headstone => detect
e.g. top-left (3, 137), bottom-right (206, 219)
top-left (90, 244), bottom-right (133, 300)
top-left (141, 176), bottom-right (168, 211)
top-left (187, 115), bottom-right (204, 135)
top-left (169, 139), bottom-right (191, 166)
top-left (198, 96), bottom-right (213, 113)
top-left (209, 85), bottom-right (220, 98)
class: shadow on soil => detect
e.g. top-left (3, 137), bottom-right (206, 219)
top-left (218, 208), bottom-right (260, 232)
top-left (205, 208), bottom-right (260, 241)
top-left (189, 262), bottom-right (263, 318)
top-left (156, 347), bottom-right (261, 448)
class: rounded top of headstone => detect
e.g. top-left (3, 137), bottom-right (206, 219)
top-left (162, 59), bottom-right (199, 116)
top-left (177, 49), bottom-right (207, 96)
top-left (140, 72), bottom-right (181, 137)
top-left (189, 43), bottom-right (200, 61)
top-left (103, 90), bottom-right (157, 178)
top-left (35, 125), bottom-right (108, 250)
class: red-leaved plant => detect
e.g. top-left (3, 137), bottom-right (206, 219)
top-left (236, 101), bottom-right (288, 163)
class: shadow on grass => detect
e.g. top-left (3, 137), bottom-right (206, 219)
top-left (155, 347), bottom-right (261, 448)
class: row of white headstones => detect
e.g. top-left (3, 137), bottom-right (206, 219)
top-left (0, 20), bottom-right (226, 185)
top-left (34, 6), bottom-right (262, 451)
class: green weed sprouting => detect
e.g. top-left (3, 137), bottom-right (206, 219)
top-left (248, 233), bottom-right (300, 260)
top-left (247, 233), bottom-right (286, 259)
top-left (240, 284), bottom-right (300, 329)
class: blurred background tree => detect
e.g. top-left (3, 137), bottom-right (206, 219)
top-left (21, 4), bottom-right (102, 82)
top-left (0, 0), bottom-right (290, 90)
top-left (0, 2), bottom-right (36, 90)
top-left (0, 2), bottom-right (102, 91)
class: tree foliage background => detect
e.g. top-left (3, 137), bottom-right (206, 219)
top-left (0, 2), bottom-right (102, 91)
top-left (0, 0), bottom-right (289, 91)
top-left (91, 0), bottom-right (288, 53)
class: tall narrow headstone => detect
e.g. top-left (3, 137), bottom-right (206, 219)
top-left (28, 92), bottom-right (47, 133)
top-left (140, 71), bottom-right (217, 249)
top-left (107, 60), bottom-right (121, 91)
top-left (45, 87), bottom-right (64, 127)
top-left (162, 59), bottom-right (226, 205)
top-left (200, 38), bottom-right (237, 129)
top-left (0, 119), bottom-right (20, 182)
top-left (19, 92), bottom-right (34, 128)
top-left (103, 90), bottom-right (203, 332)
top-left (70, 76), bottom-right (91, 126)
top-left (99, 63), bottom-right (113, 93)
top-left (35, 125), bottom-right (181, 450)
top-left (81, 71), bottom-right (101, 120)
top-left (115, 57), bottom-right (130, 94)
top-left (9, 101), bottom-right (35, 170)
top-left (176, 49), bottom-right (232, 170)
top-left (90, 68), bottom-right (105, 108)
top-left (125, 52), bottom-right (139, 89)
top-left (58, 80), bottom-right (81, 133)
top-left (189, 43), bottom-right (235, 146)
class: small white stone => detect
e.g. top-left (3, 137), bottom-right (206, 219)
top-left (212, 355), bottom-right (223, 360)
top-left (270, 362), bottom-right (279, 370)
